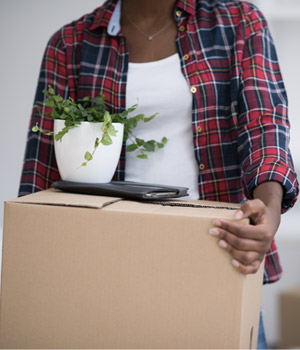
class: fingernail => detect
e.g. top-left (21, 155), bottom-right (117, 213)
top-left (209, 228), bottom-right (220, 236)
top-left (218, 240), bottom-right (227, 248)
top-left (233, 210), bottom-right (243, 220)
top-left (213, 219), bottom-right (222, 227)
top-left (232, 259), bottom-right (240, 268)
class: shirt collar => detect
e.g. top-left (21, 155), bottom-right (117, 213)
top-left (175, 0), bottom-right (196, 17)
top-left (107, 0), bottom-right (122, 36)
top-left (90, 0), bottom-right (196, 34)
top-left (90, 0), bottom-right (120, 32)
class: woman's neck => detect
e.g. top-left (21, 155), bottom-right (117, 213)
top-left (122, 0), bottom-right (177, 22)
top-left (120, 0), bottom-right (178, 63)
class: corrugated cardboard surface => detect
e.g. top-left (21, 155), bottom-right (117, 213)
top-left (280, 286), bottom-right (300, 349)
top-left (0, 189), bottom-right (263, 349)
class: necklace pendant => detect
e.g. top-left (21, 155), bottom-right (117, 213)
top-left (124, 6), bottom-right (173, 42)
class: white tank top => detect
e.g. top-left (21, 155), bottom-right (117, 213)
top-left (125, 53), bottom-right (199, 199)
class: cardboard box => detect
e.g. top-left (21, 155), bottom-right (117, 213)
top-left (0, 189), bottom-right (263, 349)
top-left (280, 286), bottom-right (300, 349)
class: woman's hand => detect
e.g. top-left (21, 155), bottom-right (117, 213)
top-left (209, 181), bottom-right (283, 274)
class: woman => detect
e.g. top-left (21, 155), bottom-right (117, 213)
top-left (19, 0), bottom-right (299, 347)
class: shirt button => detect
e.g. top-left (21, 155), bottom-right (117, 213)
top-left (179, 25), bottom-right (185, 32)
top-left (197, 126), bottom-right (202, 133)
top-left (199, 163), bottom-right (205, 171)
top-left (176, 10), bottom-right (182, 17)
top-left (190, 86), bottom-right (197, 94)
top-left (183, 54), bottom-right (189, 61)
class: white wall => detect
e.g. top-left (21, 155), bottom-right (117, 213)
top-left (248, 1), bottom-right (300, 347)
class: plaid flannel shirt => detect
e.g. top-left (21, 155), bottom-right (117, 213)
top-left (19, 0), bottom-right (299, 284)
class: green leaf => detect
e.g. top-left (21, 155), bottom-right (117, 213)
top-left (51, 109), bottom-right (60, 119)
top-left (64, 119), bottom-right (73, 127)
top-left (87, 113), bottom-right (94, 122)
top-left (103, 111), bottom-right (111, 123)
top-left (94, 137), bottom-right (100, 148)
top-left (143, 140), bottom-right (155, 152)
top-left (78, 104), bottom-right (88, 118)
top-left (127, 104), bottom-right (138, 113)
top-left (126, 144), bottom-right (139, 152)
top-left (132, 113), bottom-right (145, 121)
top-left (48, 87), bottom-right (55, 95)
top-left (108, 125), bottom-right (117, 137)
top-left (135, 138), bottom-right (144, 146)
top-left (101, 133), bottom-right (113, 146)
top-left (54, 134), bottom-right (62, 142)
top-left (143, 113), bottom-right (158, 122)
top-left (84, 152), bottom-right (93, 161)
top-left (55, 126), bottom-right (70, 141)
top-left (59, 114), bottom-right (68, 120)
top-left (45, 100), bottom-right (55, 108)
top-left (127, 118), bottom-right (138, 129)
top-left (119, 110), bottom-right (129, 119)
top-left (137, 154), bottom-right (148, 159)
top-left (53, 95), bottom-right (63, 104)
top-left (32, 123), bottom-right (53, 136)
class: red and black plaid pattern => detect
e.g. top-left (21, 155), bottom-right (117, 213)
top-left (19, 0), bottom-right (299, 283)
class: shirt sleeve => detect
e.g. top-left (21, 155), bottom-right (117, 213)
top-left (236, 8), bottom-right (299, 212)
top-left (18, 29), bottom-right (69, 197)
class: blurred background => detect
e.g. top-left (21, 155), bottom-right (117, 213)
top-left (0, 1), bottom-right (299, 348)
top-left (249, 1), bottom-right (300, 348)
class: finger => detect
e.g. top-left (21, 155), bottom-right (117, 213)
top-left (212, 219), bottom-right (269, 241)
top-left (233, 199), bottom-right (267, 224)
top-left (216, 230), bottom-right (267, 252)
top-left (231, 259), bottom-right (261, 275)
top-left (218, 240), bottom-right (263, 265)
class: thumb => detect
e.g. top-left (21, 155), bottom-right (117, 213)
top-left (233, 199), bottom-right (266, 221)
top-left (233, 209), bottom-right (244, 220)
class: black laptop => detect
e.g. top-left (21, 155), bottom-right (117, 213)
top-left (52, 180), bottom-right (189, 200)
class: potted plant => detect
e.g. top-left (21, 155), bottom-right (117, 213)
top-left (33, 86), bottom-right (167, 183)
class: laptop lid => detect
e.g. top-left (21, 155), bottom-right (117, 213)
top-left (52, 181), bottom-right (189, 200)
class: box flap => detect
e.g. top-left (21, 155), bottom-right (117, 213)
top-left (9, 188), bottom-right (122, 209)
top-left (9, 189), bottom-right (241, 217)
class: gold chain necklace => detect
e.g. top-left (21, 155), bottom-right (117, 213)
top-left (124, 6), bottom-right (173, 41)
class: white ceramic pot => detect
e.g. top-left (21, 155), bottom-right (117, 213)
top-left (54, 120), bottom-right (124, 183)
